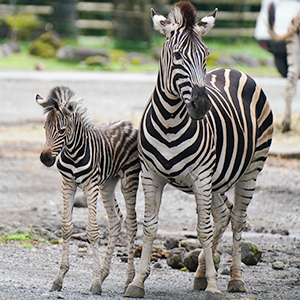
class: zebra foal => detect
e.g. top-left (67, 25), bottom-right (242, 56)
top-left (125, 2), bottom-right (273, 300)
top-left (268, 2), bottom-right (300, 132)
top-left (36, 86), bottom-right (140, 294)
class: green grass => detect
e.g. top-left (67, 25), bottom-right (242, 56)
top-left (0, 37), bottom-right (278, 76)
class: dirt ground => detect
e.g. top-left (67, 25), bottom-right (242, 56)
top-left (0, 126), bottom-right (300, 300)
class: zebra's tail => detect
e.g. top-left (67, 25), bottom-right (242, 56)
top-left (114, 198), bottom-right (124, 223)
top-left (268, 2), bottom-right (299, 42)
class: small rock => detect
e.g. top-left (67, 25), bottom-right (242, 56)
top-left (164, 237), bottom-right (179, 250)
top-left (272, 261), bottom-right (284, 270)
top-left (120, 256), bottom-right (128, 263)
top-left (183, 248), bottom-right (201, 272)
top-left (166, 247), bottom-right (186, 269)
top-left (153, 262), bottom-right (163, 268)
top-left (180, 239), bottom-right (201, 251)
top-left (74, 195), bottom-right (87, 208)
top-left (241, 241), bottom-right (262, 265)
top-left (221, 268), bottom-right (230, 275)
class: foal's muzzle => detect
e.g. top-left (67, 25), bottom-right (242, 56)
top-left (40, 150), bottom-right (56, 167)
top-left (186, 85), bottom-right (211, 120)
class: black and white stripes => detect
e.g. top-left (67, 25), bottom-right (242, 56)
top-left (36, 86), bottom-right (140, 295)
top-left (125, 2), bottom-right (273, 299)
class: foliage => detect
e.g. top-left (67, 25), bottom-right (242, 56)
top-left (29, 31), bottom-right (63, 58)
top-left (5, 13), bottom-right (42, 41)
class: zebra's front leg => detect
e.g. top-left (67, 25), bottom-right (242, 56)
top-left (193, 178), bottom-right (221, 300)
top-left (124, 171), bottom-right (165, 298)
top-left (227, 176), bottom-right (255, 293)
top-left (121, 172), bottom-right (139, 292)
top-left (194, 193), bottom-right (232, 292)
top-left (51, 179), bottom-right (76, 291)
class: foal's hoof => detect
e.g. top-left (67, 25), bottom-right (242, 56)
top-left (124, 285), bottom-right (145, 298)
top-left (227, 279), bottom-right (245, 292)
top-left (91, 280), bottom-right (102, 295)
top-left (204, 291), bottom-right (222, 300)
top-left (193, 277), bottom-right (207, 290)
top-left (50, 281), bottom-right (62, 291)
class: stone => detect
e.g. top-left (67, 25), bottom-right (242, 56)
top-left (84, 55), bottom-right (109, 67)
top-left (166, 247), bottom-right (186, 269)
top-left (56, 46), bottom-right (108, 62)
top-left (163, 237), bottom-right (179, 250)
top-left (272, 261), bottom-right (284, 270)
top-left (180, 238), bottom-right (201, 251)
top-left (74, 195), bottom-right (87, 208)
top-left (232, 54), bottom-right (261, 68)
top-left (241, 240), bottom-right (262, 265)
top-left (183, 248), bottom-right (201, 272)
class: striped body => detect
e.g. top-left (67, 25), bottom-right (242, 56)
top-left (125, 2), bottom-right (273, 299)
top-left (36, 86), bottom-right (140, 295)
top-left (140, 68), bottom-right (272, 194)
top-left (268, 2), bottom-right (300, 132)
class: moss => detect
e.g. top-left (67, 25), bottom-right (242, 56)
top-left (29, 31), bottom-right (63, 58)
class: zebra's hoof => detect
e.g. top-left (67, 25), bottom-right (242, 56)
top-left (50, 281), bottom-right (62, 291)
top-left (227, 279), bottom-right (245, 292)
top-left (124, 285), bottom-right (145, 298)
top-left (193, 277), bottom-right (207, 290)
top-left (204, 291), bottom-right (222, 300)
top-left (91, 280), bottom-right (102, 295)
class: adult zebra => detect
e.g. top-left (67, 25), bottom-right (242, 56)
top-left (268, 2), bottom-right (300, 132)
top-left (124, 2), bottom-right (273, 300)
top-left (36, 86), bottom-right (140, 295)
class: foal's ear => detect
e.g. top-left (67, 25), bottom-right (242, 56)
top-left (151, 8), bottom-right (175, 37)
top-left (62, 100), bottom-right (77, 116)
top-left (35, 94), bottom-right (48, 107)
top-left (194, 8), bottom-right (217, 36)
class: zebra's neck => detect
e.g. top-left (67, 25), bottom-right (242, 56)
top-left (152, 71), bottom-right (190, 127)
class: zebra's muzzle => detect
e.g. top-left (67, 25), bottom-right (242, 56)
top-left (40, 150), bottom-right (56, 167)
top-left (186, 85), bottom-right (211, 120)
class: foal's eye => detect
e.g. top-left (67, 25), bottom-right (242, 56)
top-left (173, 51), bottom-right (182, 61)
top-left (58, 128), bottom-right (66, 134)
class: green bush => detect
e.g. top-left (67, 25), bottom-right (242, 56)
top-left (5, 13), bottom-right (42, 41)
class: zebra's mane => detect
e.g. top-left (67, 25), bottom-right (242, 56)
top-left (168, 1), bottom-right (197, 29)
top-left (44, 86), bottom-right (91, 127)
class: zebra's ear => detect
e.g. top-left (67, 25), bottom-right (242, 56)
top-left (63, 100), bottom-right (77, 116)
top-left (194, 8), bottom-right (217, 36)
top-left (151, 8), bottom-right (175, 36)
top-left (35, 94), bottom-right (48, 107)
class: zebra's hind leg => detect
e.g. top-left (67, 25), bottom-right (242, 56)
top-left (282, 34), bottom-right (300, 132)
top-left (228, 175), bottom-right (257, 293)
top-left (121, 170), bottom-right (139, 292)
top-left (194, 193), bottom-right (232, 291)
top-left (51, 179), bottom-right (76, 292)
top-left (124, 170), bottom-right (166, 298)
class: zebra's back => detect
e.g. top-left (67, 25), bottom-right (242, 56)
top-left (206, 68), bottom-right (273, 193)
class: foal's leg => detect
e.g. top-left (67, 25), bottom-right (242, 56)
top-left (120, 170), bottom-right (139, 292)
top-left (194, 193), bottom-right (232, 291)
top-left (124, 169), bottom-right (166, 298)
top-left (82, 181), bottom-right (102, 294)
top-left (282, 34), bottom-right (300, 132)
top-left (89, 177), bottom-right (121, 294)
top-left (51, 178), bottom-right (76, 291)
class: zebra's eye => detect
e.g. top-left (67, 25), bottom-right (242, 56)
top-left (173, 51), bottom-right (182, 61)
